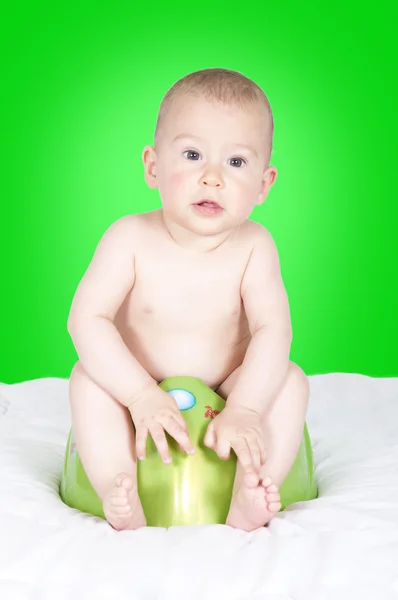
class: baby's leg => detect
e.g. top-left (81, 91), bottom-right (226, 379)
top-left (217, 361), bottom-right (309, 531)
top-left (69, 361), bottom-right (146, 530)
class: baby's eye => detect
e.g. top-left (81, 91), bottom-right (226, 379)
top-left (182, 150), bottom-right (247, 168)
top-left (229, 157), bottom-right (246, 168)
top-left (183, 150), bottom-right (200, 161)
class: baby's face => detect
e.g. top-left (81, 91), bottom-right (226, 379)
top-left (143, 96), bottom-right (276, 232)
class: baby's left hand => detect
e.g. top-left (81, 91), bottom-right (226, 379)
top-left (204, 406), bottom-right (267, 483)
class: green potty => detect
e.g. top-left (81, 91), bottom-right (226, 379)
top-left (60, 376), bottom-right (317, 526)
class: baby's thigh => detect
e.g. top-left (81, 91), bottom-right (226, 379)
top-left (69, 361), bottom-right (134, 450)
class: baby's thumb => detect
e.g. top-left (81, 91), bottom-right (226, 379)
top-left (204, 423), bottom-right (216, 448)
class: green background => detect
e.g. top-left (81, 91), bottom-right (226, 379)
top-left (1, 2), bottom-right (397, 384)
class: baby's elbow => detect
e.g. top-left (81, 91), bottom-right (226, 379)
top-left (285, 325), bottom-right (293, 348)
top-left (67, 315), bottom-right (79, 338)
top-left (67, 309), bottom-right (87, 336)
top-left (67, 300), bottom-right (79, 334)
top-left (67, 312), bottom-right (109, 336)
top-left (278, 322), bottom-right (293, 348)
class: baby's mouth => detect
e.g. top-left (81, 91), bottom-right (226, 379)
top-left (196, 200), bottom-right (222, 209)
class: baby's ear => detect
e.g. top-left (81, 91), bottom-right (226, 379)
top-left (255, 191), bottom-right (268, 207)
top-left (255, 195), bottom-right (266, 207)
top-left (256, 166), bottom-right (278, 204)
top-left (142, 145), bottom-right (158, 189)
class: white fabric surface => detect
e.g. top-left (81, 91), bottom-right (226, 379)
top-left (0, 373), bottom-right (398, 599)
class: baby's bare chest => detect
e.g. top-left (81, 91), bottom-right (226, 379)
top-left (117, 246), bottom-right (250, 334)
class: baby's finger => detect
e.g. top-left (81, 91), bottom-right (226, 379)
top-left (216, 437), bottom-right (231, 460)
top-left (247, 437), bottom-right (261, 473)
top-left (135, 426), bottom-right (149, 460)
top-left (149, 423), bottom-right (172, 464)
top-left (233, 439), bottom-right (258, 480)
top-left (203, 423), bottom-right (217, 450)
top-left (162, 417), bottom-right (195, 455)
top-left (172, 410), bottom-right (189, 433)
top-left (257, 435), bottom-right (267, 465)
top-left (204, 422), bottom-right (216, 449)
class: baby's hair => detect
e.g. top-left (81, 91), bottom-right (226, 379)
top-left (154, 68), bottom-right (274, 165)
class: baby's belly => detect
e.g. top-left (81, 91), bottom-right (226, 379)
top-left (117, 321), bottom-right (251, 389)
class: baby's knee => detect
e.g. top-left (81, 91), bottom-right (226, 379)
top-left (69, 360), bottom-right (92, 400)
top-left (287, 361), bottom-right (309, 397)
top-left (70, 360), bottom-right (86, 382)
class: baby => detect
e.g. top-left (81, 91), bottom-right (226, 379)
top-left (67, 68), bottom-right (310, 533)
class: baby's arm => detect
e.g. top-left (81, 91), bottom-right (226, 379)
top-left (226, 224), bottom-right (292, 416)
top-left (67, 216), bottom-right (158, 407)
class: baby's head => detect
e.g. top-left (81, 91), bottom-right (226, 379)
top-left (143, 68), bottom-right (277, 235)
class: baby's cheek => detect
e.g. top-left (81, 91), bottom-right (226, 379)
top-left (170, 172), bottom-right (184, 190)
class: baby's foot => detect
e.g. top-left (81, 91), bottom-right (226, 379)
top-left (226, 476), bottom-right (281, 532)
top-left (102, 472), bottom-right (146, 531)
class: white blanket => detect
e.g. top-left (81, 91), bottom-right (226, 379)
top-left (0, 373), bottom-right (397, 599)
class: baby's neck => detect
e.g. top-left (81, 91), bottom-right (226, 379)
top-left (158, 209), bottom-right (240, 254)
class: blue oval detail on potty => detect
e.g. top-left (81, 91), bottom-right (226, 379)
top-left (167, 389), bottom-right (196, 411)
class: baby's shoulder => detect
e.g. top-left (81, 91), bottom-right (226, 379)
top-left (237, 221), bottom-right (280, 265)
top-left (105, 212), bottom-right (144, 231)
top-left (101, 212), bottom-right (152, 245)
top-left (239, 219), bottom-right (275, 246)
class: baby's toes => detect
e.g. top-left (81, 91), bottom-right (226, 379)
top-left (266, 492), bottom-right (280, 503)
top-left (113, 486), bottom-right (128, 499)
top-left (266, 492), bottom-right (281, 513)
top-left (111, 494), bottom-right (128, 507)
top-left (261, 477), bottom-right (273, 488)
top-left (114, 472), bottom-right (134, 490)
top-left (263, 482), bottom-right (278, 493)
top-left (110, 496), bottom-right (131, 514)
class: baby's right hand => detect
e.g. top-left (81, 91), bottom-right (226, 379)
top-left (127, 385), bottom-right (195, 464)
